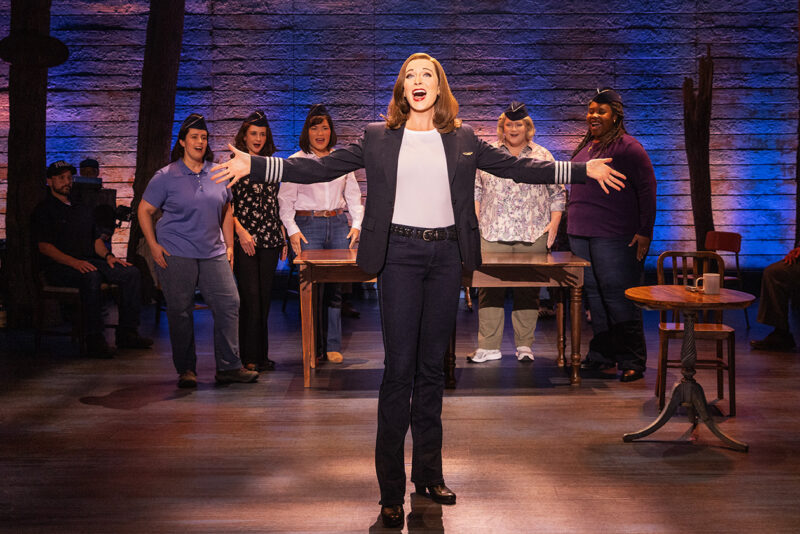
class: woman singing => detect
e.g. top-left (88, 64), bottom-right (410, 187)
top-left (278, 104), bottom-right (363, 363)
top-left (138, 113), bottom-right (259, 388)
top-left (471, 101), bottom-right (565, 364)
top-left (569, 89), bottom-right (657, 383)
top-left (211, 53), bottom-right (625, 528)
top-left (231, 110), bottom-right (287, 372)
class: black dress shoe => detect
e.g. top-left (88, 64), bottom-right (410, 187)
top-left (620, 369), bottom-right (644, 383)
top-left (380, 504), bottom-right (404, 528)
top-left (581, 360), bottom-right (617, 379)
top-left (261, 358), bottom-right (276, 371)
top-left (415, 483), bottom-right (456, 505)
top-left (750, 330), bottom-right (796, 352)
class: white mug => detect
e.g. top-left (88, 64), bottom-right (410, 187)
top-left (695, 273), bottom-right (721, 294)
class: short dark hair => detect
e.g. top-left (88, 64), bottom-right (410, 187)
top-left (299, 114), bottom-right (337, 154)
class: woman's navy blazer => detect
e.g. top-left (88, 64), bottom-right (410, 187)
top-left (251, 122), bottom-right (588, 274)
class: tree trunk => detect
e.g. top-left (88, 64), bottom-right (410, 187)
top-left (4, 0), bottom-right (53, 327)
top-left (126, 0), bottom-right (186, 263)
top-left (683, 46), bottom-right (715, 251)
top-left (795, 0), bottom-right (799, 248)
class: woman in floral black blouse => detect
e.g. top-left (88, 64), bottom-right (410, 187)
top-left (231, 110), bottom-right (287, 372)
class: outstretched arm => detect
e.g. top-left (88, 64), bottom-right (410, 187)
top-left (474, 135), bottom-right (625, 193)
top-left (212, 135), bottom-right (366, 187)
top-left (585, 158), bottom-right (626, 194)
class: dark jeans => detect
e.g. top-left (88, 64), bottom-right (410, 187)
top-left (233, 244), bottom-right (281, 367)
top-left (569, 235), bottom-right (647, 372)
top-left (296, 213), bottom-right (350, 353)
top-left (757, 258), bottom-right (800, 331)
top-left (44, 259), bottom-right (142, 335)
top-left (155, 254), bottom-right (242, 374)
top-left (375, 233), bottom-right (461, 506)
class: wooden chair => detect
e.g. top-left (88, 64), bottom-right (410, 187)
top-left (704, 230), bottom-right (749, 328)
top-left (656, 251), bottom-right (738, 415)
top-left (34, 271), bottom-right (116, 355)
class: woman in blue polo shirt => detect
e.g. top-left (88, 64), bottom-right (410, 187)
top-left (138, 113), bottom-right (258, 388)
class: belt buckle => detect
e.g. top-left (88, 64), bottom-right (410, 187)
top-left (422, 229), bottom-right (435, 241)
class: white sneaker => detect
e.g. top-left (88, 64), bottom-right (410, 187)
top-left (515, 346), bottom-right (534, 361)
top-left (468, 348), bottom-right (502, 363)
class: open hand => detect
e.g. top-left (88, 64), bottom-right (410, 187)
top-left (211, 144), bottom-right (251, 187)
top-left (107, 255), bottom-right (131, 268)
top-left (347, 227), bottom-right (360, 249)
top-left (150, 242), bottom-right (171, 269)
top-left (237, 228), bottom-right (256, 256)
top-left (585, 158), bottom-right (626, 194)
top-left (289, 231), bottom-right (308, 256)
top-left (71, 259), bottom-right (97, 273)
top-left (783, 247), bottom-right (800, 265)
top-left (628, 234), bottom-right (651, 261)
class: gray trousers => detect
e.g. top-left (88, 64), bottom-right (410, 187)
top-left (477, 235), bottom-right (547, 350)
top-left (757, 259), bottom-right (800, 331)
top-left (156, 254), bottom-right (242, 374)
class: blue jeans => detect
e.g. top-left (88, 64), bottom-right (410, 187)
top-left (569, 235), bottom-right (647, 372)
top-left (155, 254), bottom-right (242, 374)
top-left (296, 213), bottom-right (350, 353)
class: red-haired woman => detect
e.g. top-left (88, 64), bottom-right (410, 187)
top-left (211, 53), bottom-right (625, 527)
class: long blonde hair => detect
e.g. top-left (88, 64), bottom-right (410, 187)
top-left (384, 53), bottom-right (461, 133)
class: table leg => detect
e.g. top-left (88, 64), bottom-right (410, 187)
top-left (555, 288), bottom-right (566, 368)
top-left (298, 265), bottom-right (315, 388)
top-left (569, 286), bottom-right (582, 385)
top-left (623, 311), bottom-right (748, 451)
top-left (309, 282), bottom-right (318, 369)
top-left (445, 328), bottom-right (456, 389)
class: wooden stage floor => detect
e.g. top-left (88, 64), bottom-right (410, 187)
top-left (1, 291), bottom-right (799, 533)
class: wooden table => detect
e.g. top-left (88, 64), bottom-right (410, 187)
top-left (295, 249), bottom-right (375, 387)
top-left (295, 250), bottom-right (590, 388)
top-left (459, 251), bottom-right (590, 386)
top-left (622, 285), bottom-right (755, 451)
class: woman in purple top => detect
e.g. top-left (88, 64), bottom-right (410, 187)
top-left (568, 89), bottom-right (657, 383)
top-left (138, 113), bottom-right (259, 388)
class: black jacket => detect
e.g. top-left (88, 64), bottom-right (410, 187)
top-left (253, 122), bottom-right (587, 274)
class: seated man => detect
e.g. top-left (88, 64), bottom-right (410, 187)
top-left (750, 246), bottom-right (799, 351)
top-left (32, 160), bottom-right (152, 358)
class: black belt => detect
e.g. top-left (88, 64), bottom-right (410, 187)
top-left (389, 223), bottom-right (458, 241)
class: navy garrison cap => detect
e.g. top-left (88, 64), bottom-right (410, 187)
top-left (245, 110), bottom-right (270, 127)
top-left (591, 88), bottom-right (623, 106)
top-left (504, 101), bottom-right (529, 121)
top-left (179, 113), bottom-right (208, 135)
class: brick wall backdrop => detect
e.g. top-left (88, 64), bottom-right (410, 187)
top-left (0, 0), bottom-right (796, 269)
